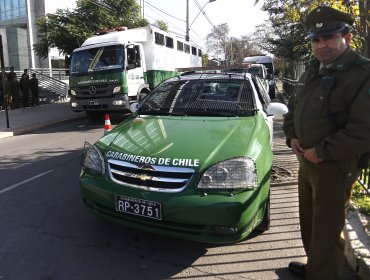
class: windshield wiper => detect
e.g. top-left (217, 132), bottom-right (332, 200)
top-left (186, 109), bottom-right (236, 117)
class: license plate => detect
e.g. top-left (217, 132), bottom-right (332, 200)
top-left (115, 195), bottom-right (162, 220)
top-left (88, 100), bottom-right (99, 105)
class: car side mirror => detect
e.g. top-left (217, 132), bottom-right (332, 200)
top-left (130, 102), bottom-right (139, 113)
top-left (266, 102), bottom-right (288, 116)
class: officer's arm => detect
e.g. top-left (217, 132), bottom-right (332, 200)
top-left (282, 93), bottom-right (297, 148)
top-left (315, 77), bottom-right (370, 160)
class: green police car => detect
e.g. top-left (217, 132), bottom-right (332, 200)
top-left (80, 72), bottom-right (287, 243)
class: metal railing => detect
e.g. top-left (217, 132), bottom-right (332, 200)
top-left (28, 69), bottom-right (68, 103)
top-left (281, 78), bottom-right (370, 194)
top-left (30, 68), bottom-right (69, 81)
top-left (358, 169), bottom-right (370, 195)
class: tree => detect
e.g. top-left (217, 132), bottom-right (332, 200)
top-left (154, 20), bottom-right (168, 32)
top-left (225, 36), bottom-right (261, 64)
top-left (206, 24), bottom-right (265, 65)
top-left (34, 0), bottom-right (148, 58)
top-left (206, 23), bottom-right (229, 64)
top-left (260, 0), bottom-right (370, 60)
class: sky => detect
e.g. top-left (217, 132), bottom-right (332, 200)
top-left (47, 0), bottom-right (269, 49)
top-left (141, 0), bottom-right (269, 48)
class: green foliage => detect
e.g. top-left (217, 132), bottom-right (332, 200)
top-left (154, 20), bottom-right (168, 32)
top-left (202, 53), bottom-right (209, 66)
top-left (33, 0), bottom-right (148, 58)
top-left (260, 0), bottom-right (369, 61)
top-left (352, 181), bottom-right (370, 216)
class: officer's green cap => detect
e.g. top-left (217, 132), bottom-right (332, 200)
top-left (304, 6), bottom-right (354, 40)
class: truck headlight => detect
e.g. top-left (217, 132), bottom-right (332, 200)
top-left (113, 86), bottom-right (121, 93)
top-left (69, 89), bottom-right (76, 95)
top-left (198, 157), bottom-right (258, 189)
top-left (81, 142), bottom-right (105, 174)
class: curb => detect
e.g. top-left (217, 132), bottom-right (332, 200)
top-left (0, 113), bottom-right (85, 140)
top-left (345, 207), bottom-right (370, 280)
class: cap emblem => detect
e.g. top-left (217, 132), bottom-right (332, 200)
top-left (316, 22), bottom-right (323, 28)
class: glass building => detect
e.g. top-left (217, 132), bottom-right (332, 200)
top-left (0, 0), bottom-right (76, 71)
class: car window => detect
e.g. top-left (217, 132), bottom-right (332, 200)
top-left (138, 78), bottom-right (257, 117)
top-left (251, 76), bottom-right (270, 110)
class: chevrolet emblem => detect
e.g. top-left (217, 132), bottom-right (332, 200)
top-left (138, 174), bottom-right (152, 181)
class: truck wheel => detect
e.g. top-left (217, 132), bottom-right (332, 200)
top-left (86, 112), bottom-right (103, 121)
top-left (256, 192), bottom-right (270, 232)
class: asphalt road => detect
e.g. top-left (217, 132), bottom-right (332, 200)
top-left (0, 117), bottom-right (357, 280)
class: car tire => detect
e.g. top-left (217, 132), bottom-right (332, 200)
top-left (256, 191), bottom-right (270, 232)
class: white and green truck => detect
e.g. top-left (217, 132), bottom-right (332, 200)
top-left (68, 24), bottom-right (202, 120)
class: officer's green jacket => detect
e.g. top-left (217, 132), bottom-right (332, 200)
top-left (283, 47), bottom-right (370, 161)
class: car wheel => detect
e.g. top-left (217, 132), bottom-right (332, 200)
top-left (256, 191), bottom-right (270, 232)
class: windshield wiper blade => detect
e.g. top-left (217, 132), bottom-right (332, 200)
top-left (185, 109), bottom-right (235, 116)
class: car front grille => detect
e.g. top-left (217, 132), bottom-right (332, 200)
top-left (108, 159), bottom-right (195, 193)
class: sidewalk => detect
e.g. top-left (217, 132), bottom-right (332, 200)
top-left (0, 101), bottom-right (85, 139)
top-left (1, 96), bottom-right (370, 279)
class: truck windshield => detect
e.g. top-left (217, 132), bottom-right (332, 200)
top-left (70, 45), bottom-right (124, 74)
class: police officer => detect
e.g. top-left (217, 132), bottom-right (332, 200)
top-left (283, 6), bottom-right (370, 280)
top-left (20, 69), bottom-right (30, 107)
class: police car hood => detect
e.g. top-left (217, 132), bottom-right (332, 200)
top-left (102, 115), bottom-right (257, 171)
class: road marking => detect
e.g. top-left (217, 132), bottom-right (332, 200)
top-left (0, 169), bottom-right (54, 195)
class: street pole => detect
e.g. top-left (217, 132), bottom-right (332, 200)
top-left (186, 0), bottom-right (189, 41)
top-left (0, 35), bottom-right (10, 128)
top-left (187, 0), bottom-right (216, 42)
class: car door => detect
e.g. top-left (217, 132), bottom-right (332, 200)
top-left (126, 45), bottom-right (145, 98)
top-left (251, 76), bottom-right (274, 146)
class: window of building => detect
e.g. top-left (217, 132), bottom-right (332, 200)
top-left (191, 46), bottom-right (197, 55)
top-left (177, 41), bottom-right (183, 51)
top-left (165, 36), bottom-right (174, 48)
top-left (184, 44), bottom-right (190, 53)
top-left (0, 0), bottom-right (26, 21)
top-left (198, 49), bottom-right (202, 57)
top-left (155, 32), bottom-right (165, 46)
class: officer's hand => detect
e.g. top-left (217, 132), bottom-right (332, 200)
top-left (290, 138), bottom-right (304, 156)
top-left (303, 148), bottom-right (323, 164)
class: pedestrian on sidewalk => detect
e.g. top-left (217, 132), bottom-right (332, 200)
top-left (20, 69), bottom-right (30, 107)
top-left (29, 73), bottom-right (39, 106)
top-left (282, 5), bottom-right (370, 280)
top-left (7, 67), bottom-right (19, 109)
top-left (0, 71), bottom-right (4, 109)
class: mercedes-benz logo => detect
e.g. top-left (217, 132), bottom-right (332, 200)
top-left (89, 86), bottom-right (96, 95)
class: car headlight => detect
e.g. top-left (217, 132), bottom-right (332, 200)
top-left (81, 142), bottom-right (105, 174)
top-left (198, 157), bottom-right (258, 189)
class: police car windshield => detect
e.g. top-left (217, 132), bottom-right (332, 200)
top-left (138, 78), bottom-right (257, 117)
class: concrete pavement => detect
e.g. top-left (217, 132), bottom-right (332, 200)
top-left (0, 101), bottom-right (85, 139)
top-left (0, 97), bottom-right (369, 279)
